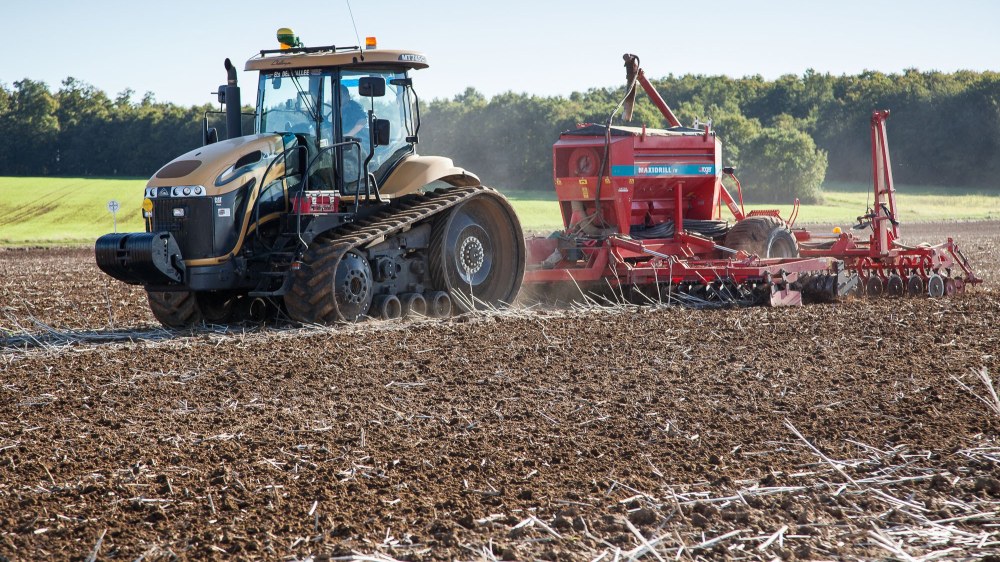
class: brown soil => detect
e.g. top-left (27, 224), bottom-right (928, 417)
top-left (1, 222), bottom-right (999, 560)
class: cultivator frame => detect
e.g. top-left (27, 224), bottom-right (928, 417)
top-left (794, 110), bottom-right (981, 298)
top-left (523, 54), bottom-right (980, 306)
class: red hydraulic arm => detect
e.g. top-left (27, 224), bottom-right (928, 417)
top-left (869, 109), bottom-right (899, 255)
top-left (637, 69), bottom-right (682, 128)
top-left (623, 54), bottom-right (682, 128)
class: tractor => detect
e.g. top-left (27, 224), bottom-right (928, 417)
top-left (96, 30), bottom-right (525, 327)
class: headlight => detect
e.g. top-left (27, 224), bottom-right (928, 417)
top-left (146, 185), bottom-right (205, 198)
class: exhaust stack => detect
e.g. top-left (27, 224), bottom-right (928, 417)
top-left (224, 58), bottom-right (242, 140)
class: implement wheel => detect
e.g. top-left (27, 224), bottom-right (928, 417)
top-left (429, 191), bottom-right (525, 312)
top-left (723, 216), bottom-right (798, 258)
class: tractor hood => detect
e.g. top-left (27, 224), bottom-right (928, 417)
top-left (146, 134), bottom-right (292, 197)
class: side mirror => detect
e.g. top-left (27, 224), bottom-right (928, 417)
top-left (217, 87), bottom-right (227, 104)
top-left (203, 114), bottom-right (218, 146)
top-left (373, 119), bottom-right (390, 146)
top-left (358, 76), bottom-right (386, 97)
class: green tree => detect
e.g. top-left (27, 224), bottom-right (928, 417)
top-left (738, 127), bottom-right (827, 204)
top-left (3, 79), bottom-right (59, 175)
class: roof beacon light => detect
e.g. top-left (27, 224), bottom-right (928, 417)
top-left (277, 27), bottom-right (302, 50)
top-left (365, 36), bottom-right (377, 50)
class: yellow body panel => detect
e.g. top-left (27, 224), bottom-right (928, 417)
top-left (147, 134), bottom-right (287, 197)
top-left (381, 155), bottom-right (480, 196)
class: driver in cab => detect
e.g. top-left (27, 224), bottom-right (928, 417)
top-left (341, 84), bottom-right (367, 140)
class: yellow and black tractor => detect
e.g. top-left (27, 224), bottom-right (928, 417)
top-left (96, 30), bottom-right (525, 327)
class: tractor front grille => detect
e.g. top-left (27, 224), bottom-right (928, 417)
top-left (150, 197), bottom-right (216, 259)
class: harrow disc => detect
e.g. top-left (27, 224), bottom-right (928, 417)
top-left (865, 276), bottom-right (884, 298)
top-left (906, 274), bottom-right (923, 297)
top-left (927, 274), bottom-right (945, 298)
top-left (944, 278), bottom-right (957, 297)
top-left (886, 274), bottom-right (904, 297)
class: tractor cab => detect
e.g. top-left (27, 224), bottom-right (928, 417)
top-left (243, 33), bottom-right (427, 196)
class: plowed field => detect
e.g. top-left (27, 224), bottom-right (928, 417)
top-left (2, 222), bottom-right (999, 561)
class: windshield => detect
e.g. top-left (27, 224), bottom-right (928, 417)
top-left (258, 69), bottom-right (326, 137)
top-left (255, 67), bottom-right (418, 188)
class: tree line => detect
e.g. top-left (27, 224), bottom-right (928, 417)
top-left (0, 69), bottom-right (997, 203)
top-left (421, 69), bottom-right (1000, 203)
top-left (0, 78), bottom-right (215, 178)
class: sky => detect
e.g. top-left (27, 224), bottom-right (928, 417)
top-left (4, 0), bottom-right (999, 107)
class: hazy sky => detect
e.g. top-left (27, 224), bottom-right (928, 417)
top-left (5, 0), bottom-right (998, 106)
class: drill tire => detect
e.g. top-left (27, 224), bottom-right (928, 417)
top-left (723, 216), bottom-right (798, 259)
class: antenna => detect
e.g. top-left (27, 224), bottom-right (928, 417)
top-left (345, 0), bottom-right (362, 48)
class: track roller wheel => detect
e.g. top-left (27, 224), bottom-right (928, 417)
top-left (427, 291), bottom-right (452, 317)
top-left (146, 290), bottom-right (203, 328)
top-left (865, 276), bottom-right (884, 297)
top-left (723, 216), bottom-right (798, 258)
top-left (906, 274), bottom-right (923, 297)
top-left (399, 293), bottom-right (427, 317)
top-left (428, 191), bottom-right (525, 311)
top-left (927, 274), bottom-right (945, 298)
top-left (886, 274), bottom-right (904, 297)
top-left (286, 246), bottom-right (375, 324)
top-left (372, 294), bottom-right (402, 320)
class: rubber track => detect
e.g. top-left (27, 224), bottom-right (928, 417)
top-left (146, 290), bottom-right (202, 328)
top-left (285, 186), bottom-right (494, 323)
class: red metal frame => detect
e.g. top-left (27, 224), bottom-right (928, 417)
top-left (794, 110), bottom-right (981, 291)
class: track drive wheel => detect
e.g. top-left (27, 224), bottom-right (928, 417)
top-left (723, 216), bottom-right (798, 258)
top-left (429, 191), bottom-right (525, 312)
top-left (285, 243), bottom-right (375, 324)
